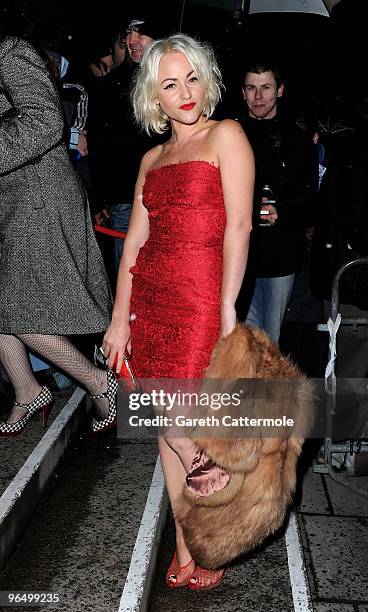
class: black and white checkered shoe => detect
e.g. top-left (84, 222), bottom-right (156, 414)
top-left (0, 386), bottom-right (54, 437)
top-left (90, 369), bottom-right (118, 434)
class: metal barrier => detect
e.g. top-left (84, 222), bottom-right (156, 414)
top-left (313, 257), bottom-right (368, 499)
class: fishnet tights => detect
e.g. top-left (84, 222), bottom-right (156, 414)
top-left (0, 334), bottom-right (109, 421)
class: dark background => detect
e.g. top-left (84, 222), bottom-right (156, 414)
top-left (1, 0), bottom-right (368, 124)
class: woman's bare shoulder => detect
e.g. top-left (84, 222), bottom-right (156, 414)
top-left (206, 119), bottom-right (253, 171)
top-left (210, 118), bottom-right (247, 141)
top-left (141, 144), bottom-right (165, 173)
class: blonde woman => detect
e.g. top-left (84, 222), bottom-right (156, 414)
top-left (103, 33), bottom-right (254, 589)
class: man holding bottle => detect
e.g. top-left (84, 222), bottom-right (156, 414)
top-left (237, 62), bottom-right (318, 342)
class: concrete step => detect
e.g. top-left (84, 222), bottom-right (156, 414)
top-left (0, 432), bottom-right (160, 611)
top-left (0, 387), bottom-right (87, 570)
top-left (2, 402), bottom-right (368, 612)
top-left (150, 514), bottom-right (296, 612)
top-left (0, 387), bottom-right (77, 497)
top-left (297, 465), bottom-right (368, 610)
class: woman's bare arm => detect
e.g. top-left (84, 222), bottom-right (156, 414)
top-left (103, 149), bottom-right (158, 370)
top-left (214, 119), bottom-right (255, 336)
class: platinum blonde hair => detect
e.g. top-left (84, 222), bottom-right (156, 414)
top-left (131, 33), bottom-right (224, 134)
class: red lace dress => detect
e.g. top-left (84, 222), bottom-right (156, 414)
top-left (129, 160), bottom-right (226, 379)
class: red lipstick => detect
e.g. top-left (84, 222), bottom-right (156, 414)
top-left (180, 102), bottom-right (196, 110)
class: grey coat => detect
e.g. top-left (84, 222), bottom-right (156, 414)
top-left (0, 36), bottom-right (112, 334)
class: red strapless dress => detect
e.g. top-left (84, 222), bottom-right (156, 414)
top-left (129, 160), bottom-right (226, 378)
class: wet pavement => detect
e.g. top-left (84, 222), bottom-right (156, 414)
top-left (148, 445), bottom-right (368, 612)
top-left (0, 320), bottom-right (367, 612)
top-left (0, 431), bottom-right (158, 612)
top-left (150, 513), bottom-right (295, 612)
top-left (1, 428), bottom-right (367, 611)
top-left (0, 387), bottom-right (75, 496)
top-left (297, 462), bottom-right (368, 611)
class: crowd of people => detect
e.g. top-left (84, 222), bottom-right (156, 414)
top-left (0, 10), bottom-right (367, 592)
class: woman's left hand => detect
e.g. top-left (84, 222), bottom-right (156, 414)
top-left (221, 303), bottom-right (237, 338)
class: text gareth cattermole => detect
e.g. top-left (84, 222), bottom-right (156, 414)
top-left (128, 415), bottom-right (295, 428)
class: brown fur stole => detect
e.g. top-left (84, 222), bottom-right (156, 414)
top-left (178, 324), bottom-right (314, 569)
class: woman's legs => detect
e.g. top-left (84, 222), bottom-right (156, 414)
top-left (18, 334), bottom-right (106, 394)
top-left (161, 418), bottom-right (230, 497)
top-left (159, 436), bottom-right (225, 589)
top-left (0, 333), bottom-right (112, 419)
top-left (163, 436), bottom-right (197, 473)
top-left (18, 334), bottom-right (112, 418)
top-left (159, 437), bottom-right (193, 566)
top-left (0, 335), bottom-right (43, 422)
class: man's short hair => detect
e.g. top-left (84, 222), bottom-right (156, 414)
top-left (126, 16), bottom-right (166, 40)
top-left (242, 63), bottom-right (283, 89)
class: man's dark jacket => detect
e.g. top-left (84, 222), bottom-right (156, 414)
top-left (309, 131), bottom-right (368, 309)
top-left (87, 60), bottom-right (158, 210)
top-left (239, 115), bottom-right (318, 278)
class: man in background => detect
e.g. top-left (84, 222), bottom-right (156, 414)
top-left (88, 17), bottom-right (164, 283)
top-left (237, 62), bottom-right (318, 342)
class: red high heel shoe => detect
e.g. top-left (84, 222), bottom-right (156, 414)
top-left (187, 566), bottom-right (225, 591)
top-left (0, 386), bottom-right (54, 437)
top-left (166, 553), bottom-right (196, 588)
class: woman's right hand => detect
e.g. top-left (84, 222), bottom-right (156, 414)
top-left (102, 320), bottom-right (131, 373)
